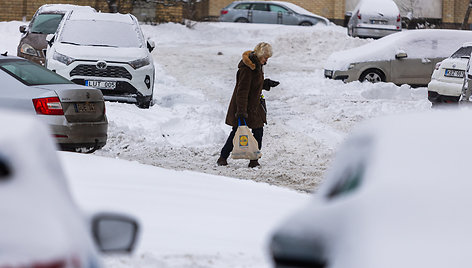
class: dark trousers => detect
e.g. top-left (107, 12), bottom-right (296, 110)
top-left (220, 126), bottom-right (263, 159)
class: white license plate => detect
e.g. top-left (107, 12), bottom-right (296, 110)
top-left (75, 102), bottom-right (96, 113)
top-left (444, 69), bottom-right (464, 78)
top-left (85, 80), bottom-right (116, 90)
top-left (371, 20), bottom-right (387, 25)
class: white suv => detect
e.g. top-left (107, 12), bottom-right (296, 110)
top-left (45, 11), bottom-right (155, 108)
top-left (427, 43), bottom-right (472, 105)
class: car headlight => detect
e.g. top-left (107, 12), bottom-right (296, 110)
top-left (129, 57), bottom-right (150, 69)
top-left (20, 43), bottom-right (39, 57)
top-left (53, 51), bottom-right (75, 65)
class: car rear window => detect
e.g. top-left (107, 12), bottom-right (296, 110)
top-left (30, 13), bottom-right (64, 34)
top-left (0, 60), bottom-right (72, 86)
top-left (451, 46), bottom-right (472, 58)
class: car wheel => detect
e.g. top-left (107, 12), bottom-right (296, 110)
top-left (136, 94), bottom-right (153, 109)
top-left (235, 18), bottom-right (249, 23)
top-left (360, 69), bottom-right (385, 83)
top-left (299, 21), bottom-right (313, 26)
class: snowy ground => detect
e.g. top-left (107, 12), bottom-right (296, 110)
top-left (0, 20), bottom-right (430, 192)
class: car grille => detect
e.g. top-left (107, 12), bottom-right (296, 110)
top-left (70, 64), bottom-right (132, 80)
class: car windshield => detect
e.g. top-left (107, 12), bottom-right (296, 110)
top-left (30, 13), bottom-right (64, 34)
top-left (0, 60), bottom-right (72, 85)
top-left (59, 20), bottom-right (142, 48)
top-left (451, 46), bottom-right (472, 58)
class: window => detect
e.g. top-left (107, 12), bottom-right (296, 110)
top-left (0, 60), bottom-right (72, 86)
top-left (251, 4), bottom-right (268, 11)
top-left (234, 3), bottom-right (251, 10)
top-left (269, 5), bottom-right (288, 13)
top-left (327, 165), bottom-right (364, 199)
top-left (451, 46), bottom-right (472, 59)
top-left (30, 13), bottom-right (64, 34)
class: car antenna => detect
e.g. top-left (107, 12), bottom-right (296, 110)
top-left (1, 51), bottom-right (7, 56)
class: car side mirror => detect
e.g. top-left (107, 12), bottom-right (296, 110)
top-left (91, 213), bottom-right (139, 253)
top-left (19, 25), bottom-right (27, 34)
top-left (147, 39), bottom-right (155, 53)
top-left (395, 51), bottom-right (408, 59)
top-left (46, 34), bottom-right (55, 47)
top-left (0, 156), bottom-right (11, 179)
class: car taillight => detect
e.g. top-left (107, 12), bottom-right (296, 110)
top-left (397, 14), bottom-right (401, 22)
top-left (221, 9), bottom-right (228, 15)
top-left (357, 11), bottom-right (361, 19)
top-left (32, 97), bottom-right (64, 115)
top-left (435, 62), bottom-right (441, 70)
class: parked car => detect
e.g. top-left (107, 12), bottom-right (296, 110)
top-left (45, 11), bottom-right (156, 108)
top-left (17, 4), bottom-right (96, 66)
top-left (0, 110), bottom-right (139, 267)
top-left (346, 0), bottom-right (401, 38)
top-left (269, 109), bottom-right (472, 268)
top-left (324, 29), bottom-right (472, 87)
top-left (427, 43), bottom-right (472, 105)
top-left (0, 54), bottom-right (107, 153)
top-left (219, 1), bottom-right (330, 26)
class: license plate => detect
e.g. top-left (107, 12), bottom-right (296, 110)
top-left (85, 80), bottom-right (116, 90)
top-left (74, 102), bottom-right (96, 113)
top-left (324, 69), bottom-right (333, 77)
top-left (444, 69), bottom-right (464, 78)
top-left (371, 20), bottom-right (387, 25)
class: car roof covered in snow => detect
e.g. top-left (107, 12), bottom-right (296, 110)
top-left (37, 4), bottom-right (96, 14)
top-left (68, 11), bottom-right (135, 24)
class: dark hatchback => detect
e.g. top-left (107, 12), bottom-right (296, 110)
top-left (17, 4), bottom-right (95, 65)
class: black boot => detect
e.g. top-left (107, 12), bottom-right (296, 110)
top-left (217, 157), bottom-right (228, 166)
top-left (248, 160), bottom-right (260, 168)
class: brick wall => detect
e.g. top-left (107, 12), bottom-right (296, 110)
top-left (0, 0), bottom-right (183, 23)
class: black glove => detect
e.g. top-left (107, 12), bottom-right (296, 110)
top-left (263, 79), bottom-right (280, 91)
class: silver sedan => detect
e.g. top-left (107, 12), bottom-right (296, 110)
top-left (219, 1), bottom-right (329, 26)
top-left (0, 55), bottom-right (107, 152)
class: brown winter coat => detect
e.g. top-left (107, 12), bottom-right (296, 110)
top-left (225, 50), bottom-right (266, 129)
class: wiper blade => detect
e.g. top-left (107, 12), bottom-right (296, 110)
top-left (90, 44), bottom-right (118, 48)
top-left (31, 31), bottom-right (44, 34)
top-left (61, 41), bottom-right (81, 46)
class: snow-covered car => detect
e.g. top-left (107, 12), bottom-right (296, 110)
top-left (346, 0), bottom-right (401, 38)
top-left (0, 54), bottom-right (107, 153)
top-left (0, 110), bottom-right (139, 267)
top-left (269, 109), bottom-right (472, 268)
top-left (427, 43), bottom-right (472, 104)
top-left (45, 11), bottom-right (156, 108)
top-left (219, 1), bottom-right (329, 26)
top-left (17, 4), bottom-right (96, 66)
top-left (324, 29), bottom-right (472, 87)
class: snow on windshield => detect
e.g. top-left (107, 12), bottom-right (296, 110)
top-left (325, 30), bottom-right (472, 71)
top-left (60, 20), bottom-right (142, 48)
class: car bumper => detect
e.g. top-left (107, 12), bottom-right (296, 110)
top-left (45, 117), bottom-right (108, 150)
top-left (353, 26), bottom-right (401, 38)
top-left (48, 59), bottom-right (154, 102)
top-left (324, 69), bottom-right (357, 82)
top-left (427, 79), bottom-right (462, 97)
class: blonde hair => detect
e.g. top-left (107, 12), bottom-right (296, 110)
top-left (254, 42), bottom-right (273, 58)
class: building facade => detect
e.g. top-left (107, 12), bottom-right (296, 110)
top-left (0, 0), bottom-right (470, 28)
